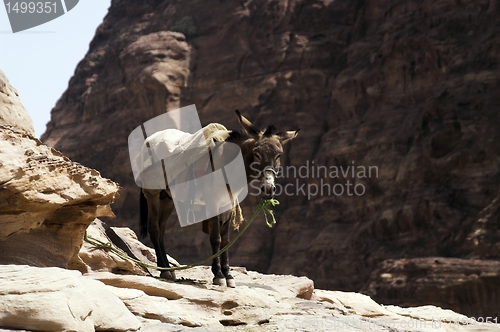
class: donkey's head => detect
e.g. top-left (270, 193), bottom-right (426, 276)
top-left (236, 110), bottom-right (299, 199)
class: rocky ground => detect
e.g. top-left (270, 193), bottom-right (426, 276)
top-left (3, 219), bottom-right (500, 332)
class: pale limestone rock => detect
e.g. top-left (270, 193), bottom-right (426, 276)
top-left (110, 286), bottom-right (207, 327)
top-left (0, 265), bottom-right (141, 332)
top-left (386, 305), bottom-right (473, 326)
top-left (0, 70), bottom-right (34, 136)
top-left (84, 267), bottom-right (500, 331)
top-left (314, 290), bottom-right (396, 317)
top-left (1, 223), bottom-right (497, 332)
top-left (0, 126), bottom-right (119, 269)
top-left (79, 219), bottom-right (180, 276)
top-left (80, 277), bottom-right (142, 331)
top-left (79, 219), bottom-right (149, 275)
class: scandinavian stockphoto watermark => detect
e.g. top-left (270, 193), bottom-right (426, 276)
top-left (287, 316), bottom-right (433, 330)
top-left (128, 105), bottom-right (248, 227)
top-left (3, 0), bottom-right (79, 33)
top-left (286, 315), bottom-right (500, 330)
top-left (250, 160), bottom-right (379, 199)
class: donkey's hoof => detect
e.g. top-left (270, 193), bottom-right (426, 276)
top-left (160, 270), bottom-right (176, 281)
top-left (226, 278), bottom-right (236, 288)
top-left (213, 278), bottom-right (227, 287)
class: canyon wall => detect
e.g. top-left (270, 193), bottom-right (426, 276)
top-left (41, 0), bottom-right (500, 316)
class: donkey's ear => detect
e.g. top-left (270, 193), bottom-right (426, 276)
top-left (235, 110), bottom-right (260, 138)
top-left (279, 129), bottom-right (299, 145)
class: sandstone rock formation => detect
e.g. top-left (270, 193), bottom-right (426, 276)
top-left (0, 69), bottom-right (34, 136)
top-left (0, 70), bottom-right (119, 270)
top-left (467, 194), bottom-right (500, 259)
top-left (40, 0), bottom-right (500, 317)
top-left (0, 125), bottom-right (119, 269)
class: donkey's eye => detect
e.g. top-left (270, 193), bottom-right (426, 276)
top-left (253, 153), bottom-right (261, 161)
top-left (275, 154), bottom-right (281, 161)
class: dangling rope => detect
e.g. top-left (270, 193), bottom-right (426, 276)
top-left (84, 198), bottom-right (280, 272)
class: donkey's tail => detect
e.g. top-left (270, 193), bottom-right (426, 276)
top-left (140, 189), bottom-right (148, 238)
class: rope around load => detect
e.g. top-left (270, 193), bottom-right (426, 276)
top-left (84, 198), bottom-right (279, 272)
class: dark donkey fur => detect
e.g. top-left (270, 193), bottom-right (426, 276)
top-left (140, 110), bottom-right (298, 287)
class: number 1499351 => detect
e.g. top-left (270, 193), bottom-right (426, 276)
top-left (5, 2), bottom-right (57, 14)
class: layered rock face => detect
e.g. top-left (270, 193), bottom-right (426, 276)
top-left (41, 0), bottom-right (500, 316)
top-left (362, 257), bottom-right (500, 318)
top-left (0, 70), bottom-right (119, 269)
top-left (468, 194), bottom-right (500, 259)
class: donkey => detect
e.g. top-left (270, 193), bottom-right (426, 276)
top-left (139, 110), bottom-right (298, 287)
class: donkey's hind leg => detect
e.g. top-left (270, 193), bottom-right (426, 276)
top-left (220, 220), bottom-right (235, 287)
top-left (208, 217), bottom-right (226, 286)
top-left (144, 189), bottom-right (176, 280)
top-left (158, 190), bottom-right (176, 280)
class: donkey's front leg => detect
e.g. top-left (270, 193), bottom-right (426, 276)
top-left (209, 217), bottom-right (226, 286)
top-left (220, 220), bottom-right (235, 287)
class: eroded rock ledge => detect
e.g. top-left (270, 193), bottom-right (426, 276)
top-left (0, 126), bottom-right (119, 269)
top-left (0, 263), bottom-right (495, 331)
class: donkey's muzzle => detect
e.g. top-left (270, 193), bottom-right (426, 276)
top-left (260, 183), bottom-right (276, 199)
top-left (260, 167), bottom-right (277, 199)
